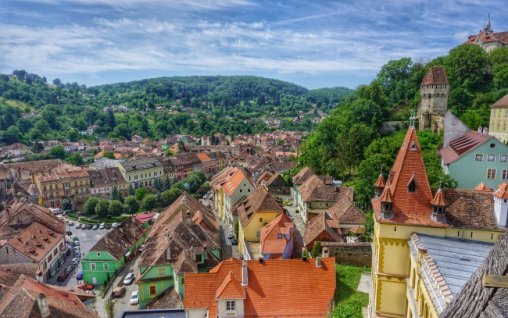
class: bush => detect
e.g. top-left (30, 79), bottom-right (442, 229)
top-left (109, 200), bottom-right (124, 217)
top-left (141, 194), bottom-right (157, 211)
top-left (329, 300), bottom-right (363, 318)
top-left (125, 196), bottom-right (139, 214)
top-left (83, 197), bottom-right (99, 215)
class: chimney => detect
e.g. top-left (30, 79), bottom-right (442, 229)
top-left (322, 247), bottom-right (330, 258)
top-left (241, 260), bottom-right (248, 286)
top-left (258, 257), bottom-right (264, 264)
top-left (37, 293), bottom-right (50, 318)
top-left (316, 257), bottom-right (322, 268)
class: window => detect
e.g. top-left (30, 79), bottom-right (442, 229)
top-left (503, 170), bottom-right (508, 180)
top-left (487, 154), bottom-right (496, 162)
top-left (53, 249), bottom-right (58, 256)
top-left (103, 263), bottom-right (109, 270)
top-left (159, 268), bottom-right (165, 276)
top-left (226, 301), bottom-right (236, 311)
top-left (501, 155), bottom-right (507, 162)
top-left (97, 252), bottom-right (101, 257)
top-left (277, 233), bottom-right (283, 239)
top-left (408, 179), bottom-right (416, 192)
top-left (475, 154), bottom-right (483, 161)
top-left (150, 285), bottom-right (156, 295)
top-left (259, 217), bottom-right (263, 222)
top-left (487, 169), bottom-right (496, 179)
top-left (91, 263), bottom-right (96, 270)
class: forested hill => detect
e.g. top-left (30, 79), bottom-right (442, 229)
top-left (0, 72), bottom-right (352, 143)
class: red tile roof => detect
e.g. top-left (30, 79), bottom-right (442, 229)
top-left (431, 188), bottom-right (447, 207)
top-left (374, 173), bottom-right (385, 188)
top-left (292, 167), bottom-right (314, 185)
top-left (134, 212), bottom-right (156, 224)
top-left (215, 271), bottom-right (246, 300)
top-left (494, 183), bottom-right (508, 199)
top-left (474, 182), bottom-right (493, 192)
top-left (491, 93), bottom-right (508, 108)
top-left (303, 213), bottom-right (342, 248)
top-left (373, 127), bottom-right (445, 227)
top-left (421, 66), bottom-right (448, 85)
top-left (260, 213), bottom-right (295, 257)
top-left (237, 187), bottom-right (284, 228)
top-left (467, 31), bottom-right (508, 45)
top-left (184, 257), bottom-right (335, 317)
top-left (6, 222), bottom-right (64, 263)
top-left (440, 131), bottom-right (492, 164)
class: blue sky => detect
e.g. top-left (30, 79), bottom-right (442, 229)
top-left (1, 0), bottom-right (507, 89)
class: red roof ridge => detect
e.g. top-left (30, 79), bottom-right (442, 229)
top-left (215, 271), bottom-right (246, 300)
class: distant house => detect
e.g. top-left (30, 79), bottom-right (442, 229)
top-left (291, 166), bottom-right (314, 206)
top-left (211, 166), bottom-right (255, 229)
top-left (303, 212), bottom-right (342, 249)
top-left (259, 213), bottom-right (295, 259)
top-left (466, 19), bottom-right (508, 52)
top-left (264, 172), bottom-right (290, 196)
top-left (184, 257), bottom-right (336, 318)
top-left (236, 187), bottom-right (284, 258)
top-left (169, 152), bottom-right (201, 180)
top-left (155, 157), bottom-right (176, 181)
top-left (0, 143), bottom-right (32, 159)
top-left (440, 114), bottom-right (508, 189)
top-left (82, 218), bottom-right (147, 286)
top-left (295, 175), bottom-right (343, 223)
top-left (117, 158), bottom-right (164, 190)
top-left (88, 167), bottom-right (127, 197)
top-left (488, 93), bottom-right (508, 143)
top-left (137, 193), bottom-right (220, 308)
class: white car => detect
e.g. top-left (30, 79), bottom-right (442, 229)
top-left (123, 273), bottom-right (135, 285)
top-left (129, 290), bottom-right (139, 305)
top-left (112, 222), bottom-right (120, 228)
top-left (71, 258), bottom-right (80, 265)
top-left (99, 223), bottom-right (105, 230)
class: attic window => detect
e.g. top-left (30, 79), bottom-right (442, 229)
top-left (277, 233), bottom-right (282, 239)
top-left (410, 141), bottom-right (417, 151)
top-left (186, 211), bottom-right (192, 217)
top-left (408, 179), bottom-right (416, 192)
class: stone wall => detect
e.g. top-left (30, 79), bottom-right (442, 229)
top-left (321, 242), bottom-right (372, 267)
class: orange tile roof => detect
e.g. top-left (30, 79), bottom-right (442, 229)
top-left (260, 213), bottom-right (295, 257)
top-left (474, 182), bottom-right (493, 192)
top-left (373, 127), bottom-right (446, 227)
top-left (196, 152), bottom-right (211, 162)
top-left (237, 187), bottom-right (284, 228)
top-left (494, 183), bottom-right (508, 199)
top-left (7, 222), bottom-right (64, 263)
top-left (223, 169), bottom-right (248, 196)
top-left (431, 188), bottom-right (447, 207)
top-left (215, 271), bottom-right (246, 300)
top-left (184, 257), bottom-right (335, 317)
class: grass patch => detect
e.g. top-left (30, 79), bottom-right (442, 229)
top-left (329, 264), bottom-right (370, 318)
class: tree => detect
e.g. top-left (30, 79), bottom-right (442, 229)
top-left (83, 196), bottom-right (99, 215)
top-left (125, 195), bottom-right (139, 214)
top-left (445, 44), bottom-right (491, 93)
top-left (128, 184), bottom-right (135, 196)
top-left (164, 148), bottom-right (174, 157)
top-left (52, 78), bottom-right (63, 88)
top-left (66, 153), bottom-right (83, 166)
top-left (67, 128), bottom-right (80, 142)
top-left (62, 198), bottom-right (73, 211)
top-left (109, 200), bottom-right (124, 217)
top-left (103, 151), bottom-right (116, 159)
top-left (95, 198), bottom-right (110, 218)
top-left (111, 186), bottom-right (123, 202)
top-left (0, 126), bottom-right (22, 144)
top-left (49, 145), bottom-right (66, 159)
top-left (135, 187), bottom-right (148, 201)
top-left (311, 241), bottom-right (322, 258)
top-left (141, 194), bottom-right (157, 211)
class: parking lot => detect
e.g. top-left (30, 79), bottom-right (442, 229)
top-left (48, 219), bottom-right (111, 288)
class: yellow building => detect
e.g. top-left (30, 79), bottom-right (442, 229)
top-left (117, 158), bottom-right (164, 190)
top-left (488, 93), bottom-right (508, 143)
top-left (369, 127), bottom-right (505, 318)
top-left (236, 187), bottom-right (284, 258)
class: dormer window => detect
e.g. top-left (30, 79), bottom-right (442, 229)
top-left (408, 179), bottom-right (416, 192)
top-left (381, 202), bottom-right (392, 219)
top-left (226, 300), bottom-right (236, 311)
top-left (410, 141), bottom-right (418, 151)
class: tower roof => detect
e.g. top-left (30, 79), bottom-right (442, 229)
top-left (374, 173), bottom-right (386, 188)
top-left (372, 127), bottom-right (440, 226)
top-left (494, 183), bottom-right (508, 199)
top-left (431, 188), bottom-right (447, 207)
top-left (421, 66), bottom-right (448, 85)
top-left (379, 181), bottom-right (392, 203)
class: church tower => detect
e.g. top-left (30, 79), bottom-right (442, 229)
top-left (417, 66), bottom-right (449, 133)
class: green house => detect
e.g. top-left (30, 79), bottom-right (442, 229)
top-left (137, 192), bottom-right (221, 308)
top-left (441, 133), bottom-right (508, 189)
top-left (82, 217), bottom-right (148, 286)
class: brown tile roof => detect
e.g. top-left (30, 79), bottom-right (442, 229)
top-left (196, 152), bottom-right (211, 162)
top-left (0, 264), bottom-right (38, 287)
top-left (467, 30), bottom-right (508, 45)
top-left (147, 288), bottom-right (183, 310)
top-left (421, 66), bottom-right (448, 85)
top-left (257, 170), bottom-right (274, 185)
top-left (89, 217), bottom-right (146, 259)
top-left (292, 167), bottom-right (314, 185)
top-left (211, 166), bottom-right (253, 197)
top-left (298, 175), bottom-right (340, 202)
top-left (5, 159), bottom-right (63, 175)
top-left (184, 257), bottom-right (336, 317)
top-left (6, 222), bottom-right (64, 263)
top-left (0, 274), bottom-right (98, 318)
top-left (138, 193), bottom-right (220, 274)
top-left (373, 127), bottom-right (445, 227)
top-left (169, 152), bottom-right (201, 166)
top-left (440, 131), bottom-right (492, 164)
top-left (304, 213), bottom-right (342, 247)
top-left (260, 213), bottom-right (295, 257)
top-left (442, 189), bottom-right (499, 230)
top-left (474, 182), bottom-right (493, 192)
top-left (328, 194), bottom-right (365, 225)
top-left (88, 167), bottom-right (126, 188)
top-left (491, 93), bottom-right (508, 108)
top-left (37, 164), bottom-right (89, 182)
top-left (440, 234), bottom-right (508, 318)
top-left (236, 187), bottom-right (284, 228)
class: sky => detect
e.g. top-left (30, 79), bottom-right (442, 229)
top-left (1, 1), bottom-right (507, 89)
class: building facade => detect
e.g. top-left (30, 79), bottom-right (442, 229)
top-left (117, 158), bottom-right (164, 190)
top-left (488, 93), bottom-right (508, 143)
top-left (417, 66), bottom-right (449, 133)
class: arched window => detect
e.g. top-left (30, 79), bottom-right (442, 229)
top-left (408, 178), bottom-right (416, 192)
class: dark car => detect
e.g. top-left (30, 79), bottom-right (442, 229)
top-left (65, 248), bottom-right (71, 256)
top-left (66, 230), bottom-right (72, 236)
top-left (105, 223), bottom-right (112, 229)
top-left (57, 271), bottom-right (70, 282)
top-left (64, 265), bottom-right (75, 273)
top-left (231, 238), bottom-right (238, 245)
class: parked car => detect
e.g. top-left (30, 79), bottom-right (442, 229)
top-left (129, 290), bottom-right (139, 305)
top-left (71, 258), bottom-right (80, 266)
top-left (92, 224), bottom-right (99, 230)
top-left (139, 244), bottom-right (145, 252)
top-left (112, 222), bottom-right (120, 228)
top-left (73, 240), bottom-right (80, 246)
top-left (123, 273), bottom-right (135, 285)
top-left (85, 224), bottom-right (93, 230)
top-left (99, 223), bottom-right (105, 230)
top-left (65, 248), bottom-right (71, 256)
top-left (64, 265), bottom-right (75, 273)
top-left (112, 287), bottom-right (126, 298)
top-left (49, 208), bottom-right (63, 215)
top-left (66, 230), bottom-right (72, 236)
top-left (105, 223), bottom-right (112, 229)
top-left (231, 238), bottom-right (238, 245)
top-left (75, 223), bottom-right (82, 229)
top-left (68, 221), bottom-right (74, 226)
top-left (77, 283), bottom-right (93, 290)
top-left (57, 272), bottom-right (70, 282)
